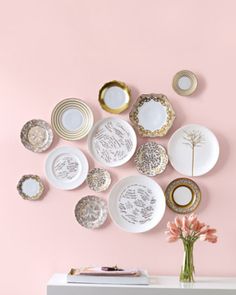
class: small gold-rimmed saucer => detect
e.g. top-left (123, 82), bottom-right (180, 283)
top-left (172, 70), bottom-right (198, 96)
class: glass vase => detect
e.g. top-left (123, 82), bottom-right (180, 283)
top-left (179, 240), bottom-right (195, 282)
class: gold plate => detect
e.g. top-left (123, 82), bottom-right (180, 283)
top-left (51, 98), bottom-right (94, 141)
top-left (17, 175), bottom-right (44, 200)
top-left (129, 93), bottom-right (175, 137)
top-left (172, 70), bottom-right (198, 96)
top-left (98, 80), bottom-right (131, 114)
top-left (165, 178), bottom-right (201, 214)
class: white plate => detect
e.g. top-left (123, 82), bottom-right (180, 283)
top-left (108, 175), bottom-right (166, 233)
top-left (45, 146), bottom-right (89, 190)
top-left (51, 98), bottom-right (94, 141)
top-left (17, 175), bottom-right (44, 200)
top-left (168, 124), bottom-right (219, 176)
top-left (88, 117), bottom-right (137, 167)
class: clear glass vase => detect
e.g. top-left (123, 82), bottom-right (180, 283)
top-left (179, 240), bottom-right (195, 282)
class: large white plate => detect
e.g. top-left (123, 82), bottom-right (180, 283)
top-left (88, 117), bottom-right (137, 167)
top-left (168, 124), bottom-right (219, 177)
top-left (45, 146), bottom-right (89, 190)
top-left (108, 175), bottom-right (166, 233)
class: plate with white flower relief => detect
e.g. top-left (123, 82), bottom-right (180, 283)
top-left (129, 93), bottom-right (175, 137)
top-left (88, 117), bottom-right (137, 167)
top-left (108, 175), bottom-right (166, 233)
top-left (51, 98), bottom-right (94, 141)
top-left (168, 124), bottom-right (219, 177)
top-left (45, 146), bottom-right (89, 190)
top-left (86, 168), bottom-right (111, 192)
top-left (20, 119), bottom-right (53, 152)
top-left (134, 142), bottom-right (168, 176)
top-left (17, 175), bottom-right (44, 200)
top-left (75, 196), bottom-right (108, 229)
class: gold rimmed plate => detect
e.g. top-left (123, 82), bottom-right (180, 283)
top-left (51, 98), bottom-right (94, 141)
top-left (17, 175), bottom-right (44, 200)
top-left (20, 119), bottom-right (53, 152)
top-left (129, 93), bottom-right (175, 137)
top-left (165, 178), bottom-right (201, 214)
top-left (98, 80), bottom-right (131, 114)
top-left (172, 70), bottom-right (198, 96)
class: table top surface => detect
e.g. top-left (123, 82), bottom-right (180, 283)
top-left (48, 274), bottom-right (236, 290)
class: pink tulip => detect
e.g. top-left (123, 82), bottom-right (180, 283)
top-left (175, 216), bottom-right (182, 228)
top-left (167, 235), bottom-right (179, 242)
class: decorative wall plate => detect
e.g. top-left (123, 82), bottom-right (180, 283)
top-left (17, 175), bottom-right (44, 200)
top-left (87, 168), bottom-right (111, 192)
top-left (75, 196), bottom-right (108, 229)
top-left (168, 124), bottom-right (219, 177)
top-left (98, 80), bottom-right (131, 114)
top-left (108, 175), bottom-right (166, 233)
top-left (51, 98), bottom-right (94, 141)
top-left (45, 146), bottom-right (89, 190)
top-left (129, 93), bottom-right (175, 137)
top-left (88, 117), bottom-right (137, 167)
top-left (172, 70), bottom-right (198, 96)
top-left (20, 119), bottom-right (53, 152)
top-left (134, 142), bottom-right (168, 176)
top-left (165, 178), bottom-right (201, 214)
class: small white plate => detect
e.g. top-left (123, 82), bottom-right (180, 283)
top-left (88, 117), bottom-right (137, 167)
top-left (17, 175), bottom-right (44, 200)
top-left (45, 146), bottom-right (89, 190)
top-left (86, 168), bottom-right (111, 192)
top-left (172, 70), bottom-right (198, 96)
top-left (108, 175), bottom-right (166, 233)
top-left (168, 124), bottom-right (219, 176)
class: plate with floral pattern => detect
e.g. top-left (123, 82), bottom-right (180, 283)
top-left (75, 196), bottom-right (108, 229)
top-left (134, 142), bottom-right (168, 176)
top-left (86, 168), bottom-right (111, 192)
top-left (20, 119), bottom-right (53, 152)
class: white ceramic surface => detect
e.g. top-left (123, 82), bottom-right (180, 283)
top-left (88, 117), bottom-right (137, 167)
top-left (108, 175), bottom-right (166, 233)
top-left (168, 124), bottom-right (219, 176)
top-left (103, 86), bottom-right (129, 110)
top-left (45, 146), bottom-right (89, 190)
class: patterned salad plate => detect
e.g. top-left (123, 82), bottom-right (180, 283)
top-left (129, 93), bottom-right (175, 137)
top-left (45, 146), bottom-right (89, 190)
top-left (88, 117), bottom-right (137, 167)
top-left (98, 80), bottom-right (131, 114)
top-left (134, 142), bottom-right (168, 176)
top-left (20, 119), bottom-right (53, 152)
top-left (165, 178), bottom-right (201, 214)
top-left (17, 175), bottom-right (44, 200)
top-left (108, 175), bottom-right (166, 233)
top-left (51, 98), bottom-right (94, 141)
top-left (172, 70), bottom-right (198, 96)
top-left (75, 196), bottom-right (108, 229)
top-left (87, 168), bottom-right (111, 192)
top-left (168, 124), bottom-right (219, 177)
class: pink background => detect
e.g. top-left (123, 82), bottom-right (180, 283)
top-left (0, 0), bottom-right (236, 294)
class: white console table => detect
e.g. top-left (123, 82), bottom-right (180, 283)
top-left (47, 274), bottom-right (236, 295)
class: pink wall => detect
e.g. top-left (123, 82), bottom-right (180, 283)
top-left (0, 0), bottom-right (236, 294)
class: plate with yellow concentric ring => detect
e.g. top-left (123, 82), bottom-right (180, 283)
top-left (51, 98), bottom-right (94, 141)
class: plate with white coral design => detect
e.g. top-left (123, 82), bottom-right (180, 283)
top-left (88, 117), bottom-right (137, 167)
top-left (168, 124), bottom-right (219, 177)
top-left (108, 175), bottom-right (166, 233)
top-left (45, 146), bottom-right (89, 190)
